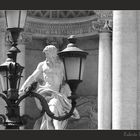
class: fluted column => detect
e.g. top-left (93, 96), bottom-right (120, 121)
top-left (112, 10), bottom-right (138, 129)
top-left (97, 21), bottom-right (112, 129)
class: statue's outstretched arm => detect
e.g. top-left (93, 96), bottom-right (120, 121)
top-left (19, 62), bottom-right (43, 94)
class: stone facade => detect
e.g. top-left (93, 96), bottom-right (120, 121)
top-left (0, 10), bottom-right (113, 130)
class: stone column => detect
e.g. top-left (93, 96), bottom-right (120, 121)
top-left (112, 10), bottom-right (138, 129)
top-left (97, 21), bottom-right (112, 129)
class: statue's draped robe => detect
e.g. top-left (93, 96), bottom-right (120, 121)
top-left (34, 60), bottom-right (80, 129)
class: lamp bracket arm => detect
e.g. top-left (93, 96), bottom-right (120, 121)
top-left (17, 91), bottom-right (77, 121)
top-left (0, 93), bottom-right (10, 106)
top-left (16, 92), bottom-right (46, 123)
top-left (17, 81), bottom-right (78, 121)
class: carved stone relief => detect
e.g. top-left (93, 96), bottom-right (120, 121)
top-left (92, 19), bottom-right (113, 32)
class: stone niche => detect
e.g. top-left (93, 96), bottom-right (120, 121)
top-left (23, 35), bottom-right (98, 130)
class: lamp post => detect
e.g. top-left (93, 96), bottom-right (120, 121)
top-left (0, 10), bottom-right (27, 129)
top-left (0, 10), bottom-right (88, 129)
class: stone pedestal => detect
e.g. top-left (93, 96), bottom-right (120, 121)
top-left (98, 28), bottom-right (112, 129)
top-left (112, 10), bottom-right (138, 129)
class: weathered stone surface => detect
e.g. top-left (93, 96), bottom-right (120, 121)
top-left (66, 95), bottom-right (97, 129)
top-left (98, 31), bottom-right (112, 129)
top-left (112, 10), bottom-right (138, 129)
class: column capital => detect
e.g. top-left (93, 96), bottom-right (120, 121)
top-left (92, 19), bottom-right (113, 33)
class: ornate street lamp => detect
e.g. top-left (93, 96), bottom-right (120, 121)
top-left (0, 10), bottom-right (88, 129)
top-left (58, 35), bottom-right (88, 94)
top-left (0, 10), bottom-right (27, 129)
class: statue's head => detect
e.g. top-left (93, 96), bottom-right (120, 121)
top-left (43, 45), bottom-right (58, 60)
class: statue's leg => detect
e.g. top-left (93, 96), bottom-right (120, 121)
top-left (33, 117), bottom-right (42, 130)
top-left (53, 119), bottom-right (62, 130)
top-left (46, 117), bottom-right (55, 130)
top-left (53, 119), bottom-right (68, 130)
top-left (49, 98), bottom-right (68, 130)
top-left (49, 105), bottom-right (61, 129)
top-left (48, 97), bottom-right (63, 129)
top-left (40, 113), bottom-right (55, 130)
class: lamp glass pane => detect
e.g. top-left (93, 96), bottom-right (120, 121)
top-left (64, 57), bottom-right (80, 80)
top-left (80, 58), bottom-right (86, 80)
top-left (19, 10), bottom-right (27, 28)
top-left (6, 10), bottom-right (19, 28)
top-left (0, 71), bottom-right (8, 92)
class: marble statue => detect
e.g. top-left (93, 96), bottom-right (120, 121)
top-left (19, 45), bottom-right (80, 130)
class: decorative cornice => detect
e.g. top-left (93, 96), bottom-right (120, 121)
top-left (24, 16), bottom-right (98, 38)
top-left (27, 10), bottom-right (96, 19)
top-left (0, 10), bottom-right (113, 38)
top-left (0, 17), bottom-right (98, 38)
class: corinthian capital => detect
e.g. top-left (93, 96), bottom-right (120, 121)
top-left (92, 19), bottom-right (113, 33)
